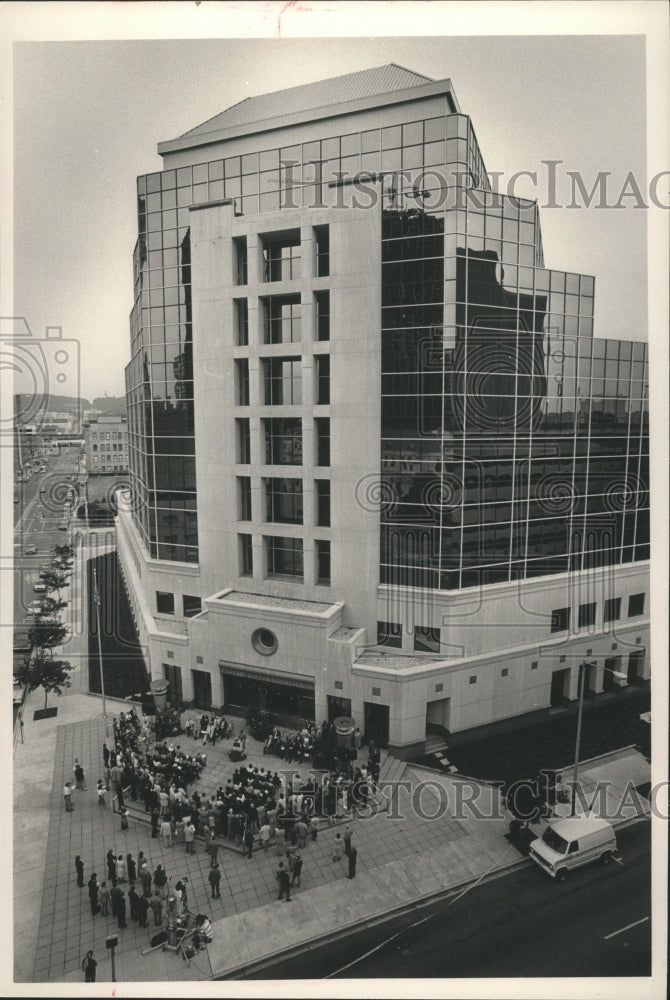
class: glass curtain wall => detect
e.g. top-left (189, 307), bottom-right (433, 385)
top-left (380, 188), bottom-right (649, 590)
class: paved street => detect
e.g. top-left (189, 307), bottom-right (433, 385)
top-left (12, 446), bottom-right (81, 627)
top-left (249, 821), bottom-right (651, 979)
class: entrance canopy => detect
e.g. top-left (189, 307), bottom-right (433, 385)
top-left (219, 661), bottom-right (314, 691)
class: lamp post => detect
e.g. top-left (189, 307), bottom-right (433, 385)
top-left (93, 566), bottom-right (107, 719)
top-left (571, 660), bottom-right (628, 816)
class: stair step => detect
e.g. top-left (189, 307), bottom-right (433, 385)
top-left (379, 753), bottom-right (408, 785)
top-left (425, 737), bottom-right (449, 754)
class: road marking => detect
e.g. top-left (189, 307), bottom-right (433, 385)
top-left (604, 916), bottom-right (649, 940)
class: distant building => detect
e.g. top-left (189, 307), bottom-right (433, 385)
top-left (84, 413), bottom-right (129, 474)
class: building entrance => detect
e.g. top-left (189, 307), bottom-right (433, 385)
top-left (191, 669), bottom-right (212, 709)
top-left (550, 668), bottom-right (569, 707)
top-left (364, 701), bottom-right (389, 748)
top-left (163, 663), bottom-right (183, 704)
top-left (603, 656), bottom-right (622, 692)
top-left (627, 649), bottom-right (645, 685)
top-left (222, 672), bottom-right (314, 724)
top-left (426, 697), bottom-right (451, 736)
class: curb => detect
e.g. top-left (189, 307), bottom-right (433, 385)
top-left (216, 853), bottom-right (530, 980)
top-left (214, 808), bottom-right (651, 980)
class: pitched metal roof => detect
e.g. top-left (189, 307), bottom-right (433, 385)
top-left (179, 64), bottom-right (435, 139)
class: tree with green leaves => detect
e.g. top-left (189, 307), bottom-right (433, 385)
top-left (15, 653), bottom-right (73, 710)
top-left (42, 570), bottom-right (70, 600)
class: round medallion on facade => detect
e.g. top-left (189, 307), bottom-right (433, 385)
top-left (252, 627), bottom-right (278, 655)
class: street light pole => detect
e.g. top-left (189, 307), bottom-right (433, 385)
top-left (93, 566), bottom-right (107, 719)
top-left (571, 660), bottom-right (629, 817)
top-left (571, 662), bottom-right (587, 817)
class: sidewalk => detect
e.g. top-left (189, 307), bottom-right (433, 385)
top-left (14, 692), bottom-right (651, 984)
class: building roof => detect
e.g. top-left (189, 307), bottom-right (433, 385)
top-left (178, 64), bottom-right (434, 140)
top-left (219, 591), bottom-right (334, 613)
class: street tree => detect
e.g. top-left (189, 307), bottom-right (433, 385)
top-left (54, 543), bottom-right (74, 560)
top-left (42, 570), bottom-right (70, 600)
top-left (15, 653), bottom-right (73, 710)
top-left (28, 619), bottom-right (69, 659)
top-left (38, 595), bottom-right (68, 618)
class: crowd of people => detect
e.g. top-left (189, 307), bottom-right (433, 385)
top-left (72, 705), bottom-right (379, 977)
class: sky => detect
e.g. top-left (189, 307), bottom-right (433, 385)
top-left (6, 7), bottom-right (663, 402)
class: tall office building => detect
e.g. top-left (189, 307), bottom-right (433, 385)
top-left (118, 65), bottom-right (649, 757)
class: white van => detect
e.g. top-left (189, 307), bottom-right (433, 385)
top-left (529, 816), bottom-right (617, 881)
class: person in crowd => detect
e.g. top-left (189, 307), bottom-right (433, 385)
top-left (128, 883), bottom-right (139, 922)
top-left (294, 817), bottom-right (308, 848)
top-left (291, 853), bottom-right (303, 888)
top-left (184, 819), bottom-right (196, 853)
top-left (115, 854), bottom-right (126, 882)
top-left (116, 888), bottom-right (127, 930)
top-left (154, 864), bottom-right (168, 899)
top-left (136, 892), bottom-right (149, 928)
top-left (87, 873), bottom-right (100, 915)
top-left (333, 832), bottom-right (343, 862)
top-left (259, 821), bottom-right (272, 851)
top-left (99, 880), bottom-right (110, 917)
top-left (73, 758), bottom-right (86, 791)
top-left (276, 862), bottom-right (291, 902)
top-left (243, 826), bottom-right (254, 859)
top-left (160, 817), bottom-right (172, 847)
top-left (208, 867), bottom-right (222, 899)
top-left (192, 913), bottom-right (213, 950)
top-left (97, 780), bottom-right (106, 807)
top-left (149, 892), bottom-right (163, 926)
top-left (140, 864), bottom-right (153, 898)
top-left (126, 853), bottom-right (137, 883)
top-left (343, 823), bottom-right (353, 857)
top-left (81, 950), bottom-right (97, 983)
top-left (106, 849), bottom-right (115, 882)
top-left (207, 838), bottom-right (220, 867)
top-left (348, 845), bottom-right (358, 880)
top-left (75, 855), bottom-right (84, 888)
top-left (63, 781), bottom-right (74, 812)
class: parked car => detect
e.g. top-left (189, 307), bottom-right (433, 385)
top-left (27, 600), bottom-right (46, 614)
top-left (529, 817), bottom-right (617, 881)
top-left (33, 582), bottom-right (47, 593)
top-left (58, 521), bottom-right (68, 531)
top-left (24, 544), bottom-right (37, 555)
